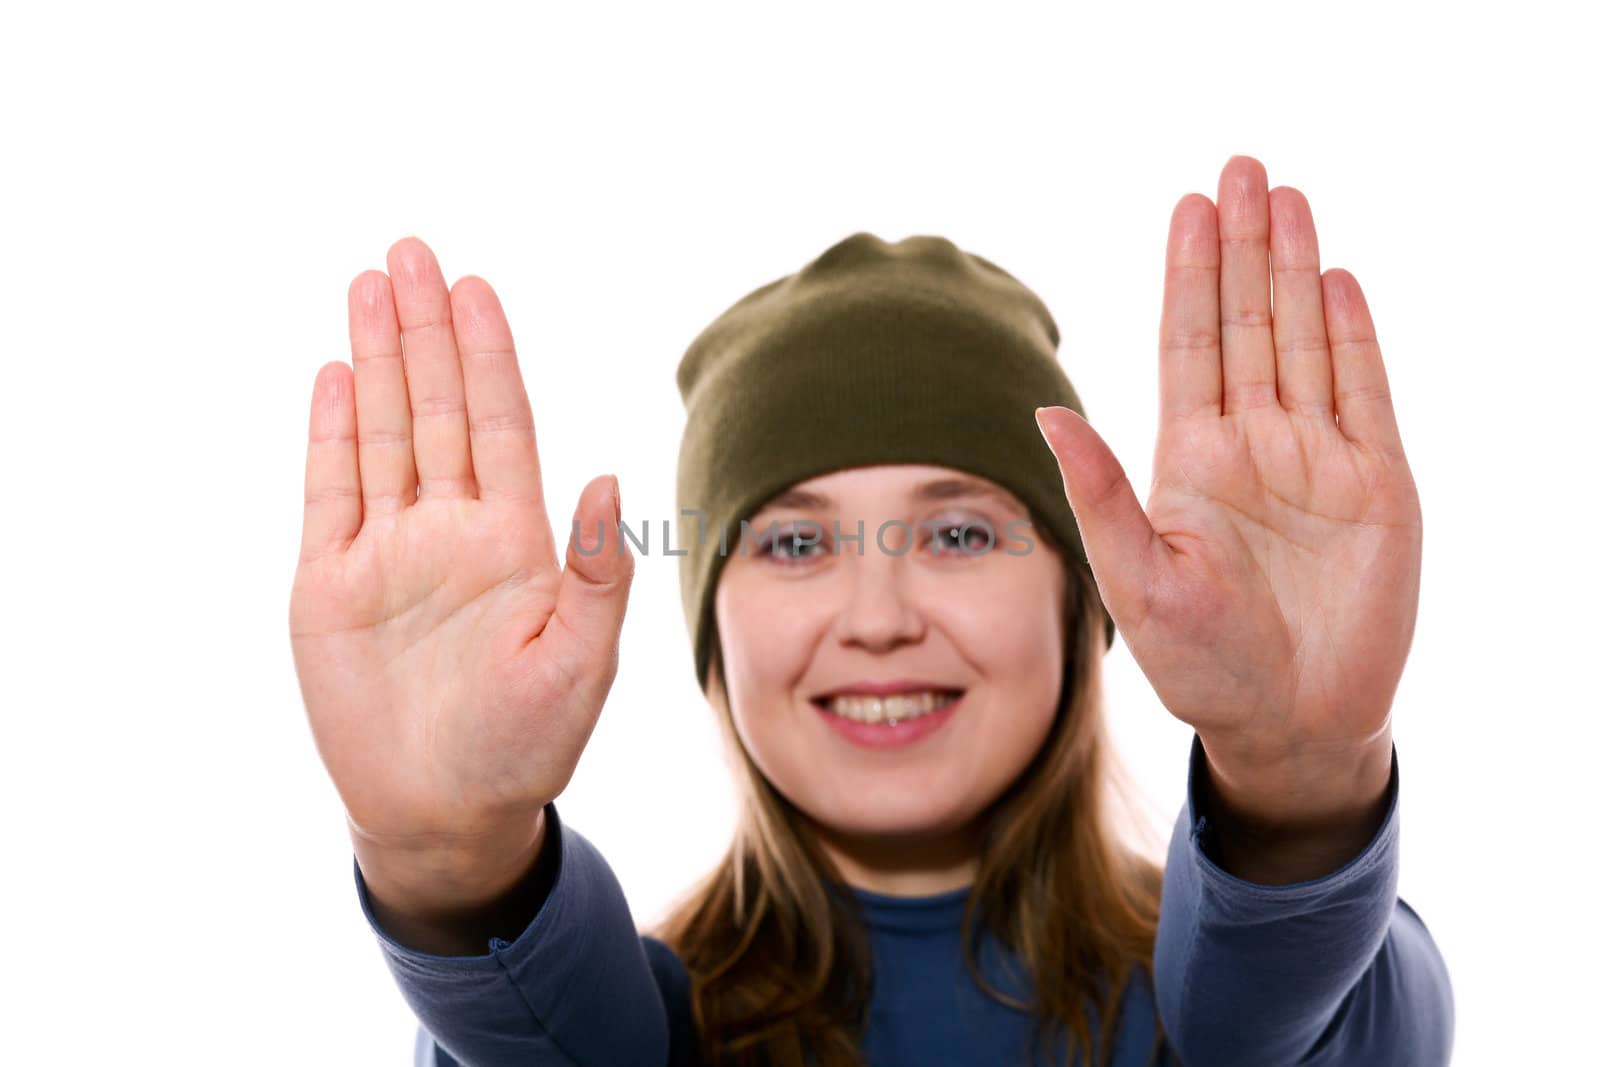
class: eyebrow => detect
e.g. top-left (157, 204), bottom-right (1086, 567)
top-left (761, 477), bottom-right (1014, 511)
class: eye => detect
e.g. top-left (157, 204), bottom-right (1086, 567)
top-left (756, 521), bottom-right (827, 562)
top-left (927, 519), bottom-right (995, 555)
top-left (767, 533), bottom-right (821, 560)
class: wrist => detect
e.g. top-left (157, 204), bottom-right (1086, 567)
top-left (351, 806), bottom-right (548, 920)
top-left (1195, 728), bottom-right (1394, 885)
top-left (1197, 722), bottom-right (1394, 828)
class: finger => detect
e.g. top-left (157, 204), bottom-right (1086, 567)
top-left (386, 237), bottom-right (476, 499)
top-left (545, 475), bottom-right (635, 700)
top-left (1034, 406), bottom-right (1164, 632)
top-left (1324, 270), bottom-right (1406, 458)
top-left (348, 271), bottom-right (417, 517)
top-left (451, 276), bottom-right (546, 508)
top-left (1159, 193), bottom-right (1222, 425)
top-left (1217, 155), bottom-right (1277, 414)
top-left (1268, 186), bottom-right (1335, 419)
top-left (299, 362), bottom-right (362, 563)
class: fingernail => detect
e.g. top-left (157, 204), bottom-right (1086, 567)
top-left (609, 475), bottom-right (621, 524)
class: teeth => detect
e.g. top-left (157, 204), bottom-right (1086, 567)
top-left (824, 691), bottom-right (957, 725)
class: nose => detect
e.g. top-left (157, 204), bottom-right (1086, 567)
top-left (831, 530), bottom-right (927, 652)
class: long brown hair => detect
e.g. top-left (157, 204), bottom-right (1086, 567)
top-left (645, 523), bottom-right (1169, 1066)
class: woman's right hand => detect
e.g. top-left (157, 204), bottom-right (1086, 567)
top-left (289, 237), bottom-right (634, 917)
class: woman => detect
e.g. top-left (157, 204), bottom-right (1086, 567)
top-left (289, 155), bottom-right (1454, 1065)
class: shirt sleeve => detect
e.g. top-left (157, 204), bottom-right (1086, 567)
top-left (354, 801), bottom-right (674, 1067)
top-left (1153, 734), bottom-right (1454, 1067)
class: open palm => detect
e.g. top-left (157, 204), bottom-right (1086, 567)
top-left (1037, 156), bottom-right (1421, 763)
top-left (289, 238), bottom-right (633, 855)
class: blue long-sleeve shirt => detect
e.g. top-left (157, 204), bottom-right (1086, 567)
top-left (354, 737), bottom-right (1454, 1065)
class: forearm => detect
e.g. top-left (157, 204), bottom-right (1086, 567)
top-left (355, 801), bottom-right (677, 1066)
top-left (1154, 734), bottom-right (1452, 1066)
top-left (1196, 724), bottom-right (1395, 885)
top-left (352, 807), bottom-right (551, 956)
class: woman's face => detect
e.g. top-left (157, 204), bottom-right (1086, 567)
top-left (714, 464), bottom-right (1068, 886)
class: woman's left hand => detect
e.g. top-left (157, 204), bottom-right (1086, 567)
top-left (1035, 155), bottom-right (1420, 829)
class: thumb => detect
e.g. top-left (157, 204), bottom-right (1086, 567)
top-left (1033, 407), bottom-right (1161, 631)
top-left (552, 474), bottom-right (636, 673)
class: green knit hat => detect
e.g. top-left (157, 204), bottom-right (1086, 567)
top-left (674, 231), bottom-right (1115, 693)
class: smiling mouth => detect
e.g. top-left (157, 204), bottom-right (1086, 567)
top-left (811, 689), bottom-right (964, 725)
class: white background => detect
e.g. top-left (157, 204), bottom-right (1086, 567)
top-left (2, 2), bottom-right (1593, 1063)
